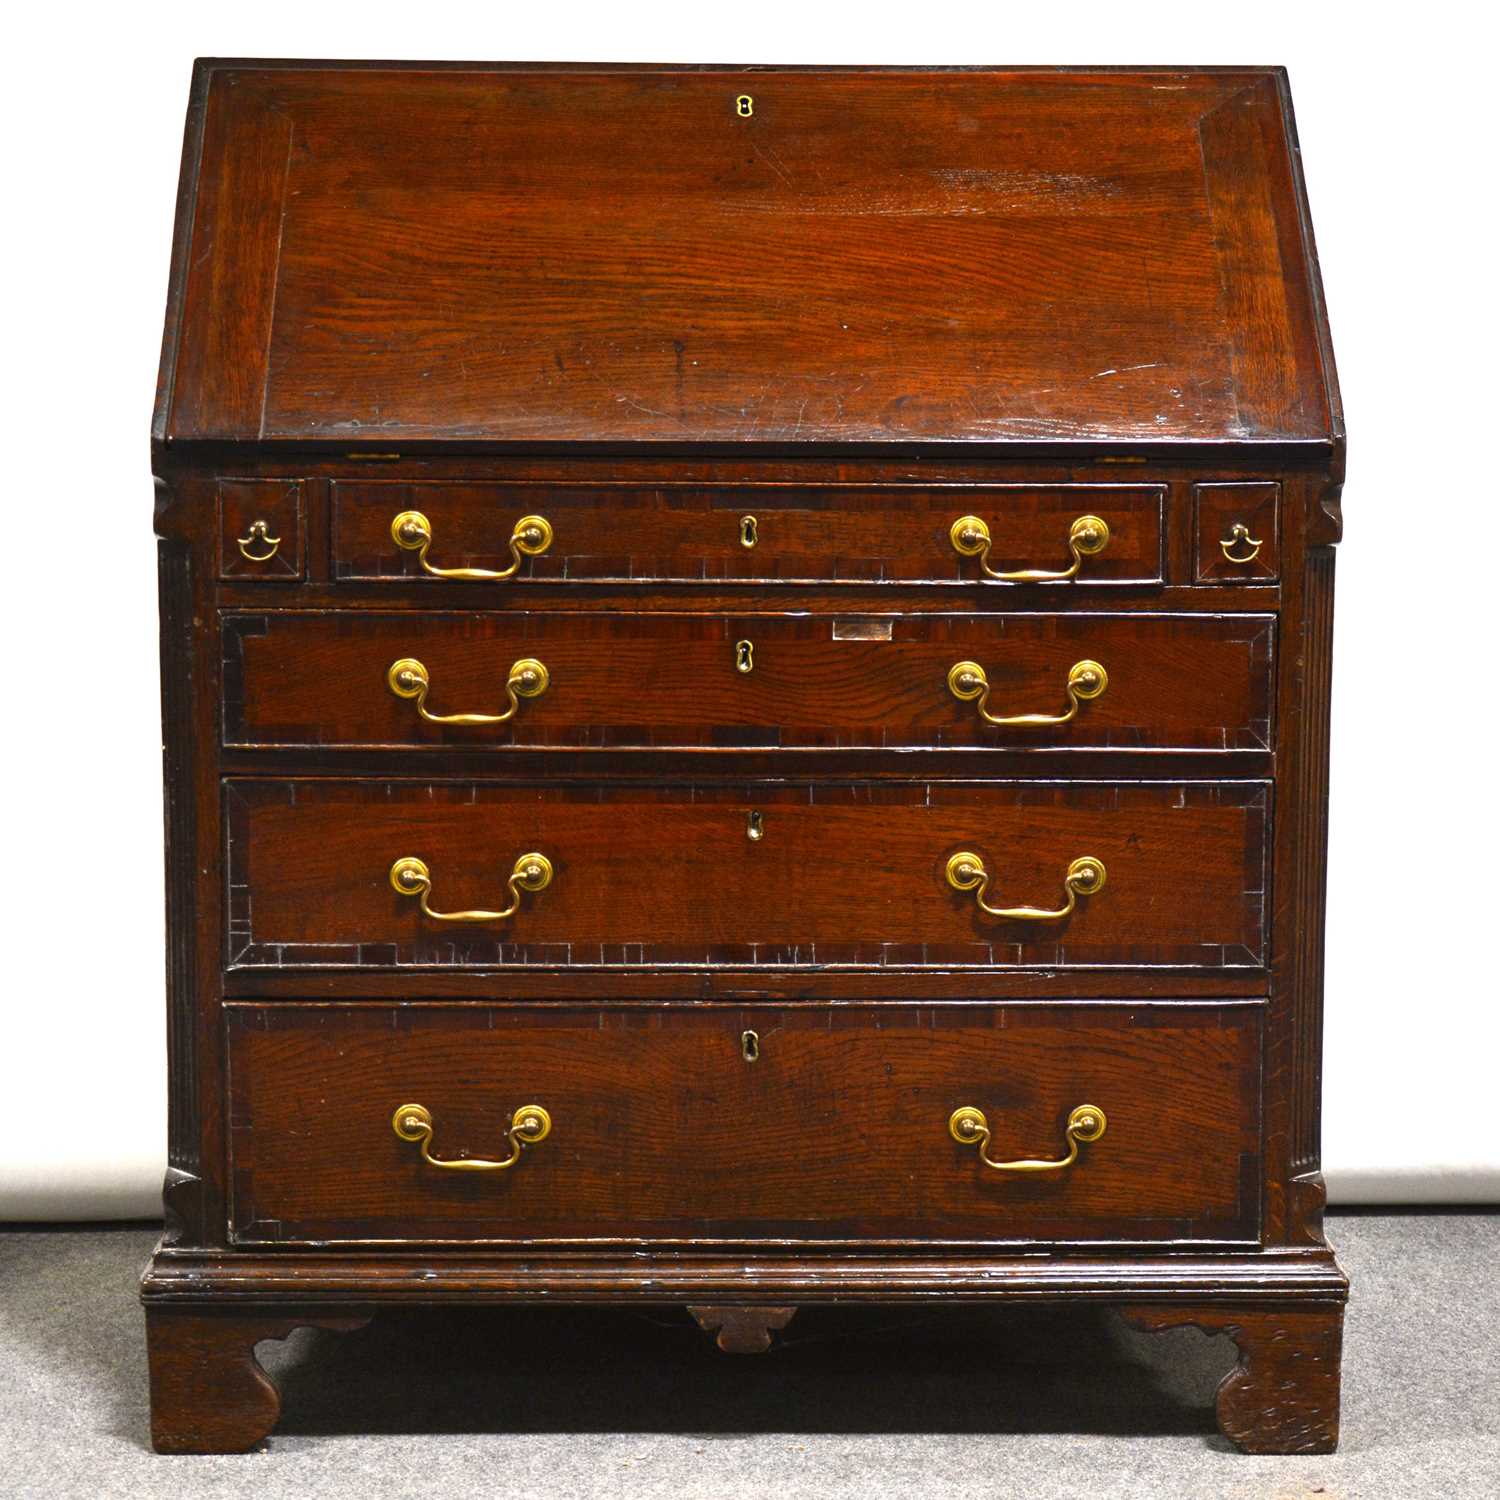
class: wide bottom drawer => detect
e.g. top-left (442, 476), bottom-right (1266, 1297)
top-left (227, 1003), bottom-right (1262, 1246)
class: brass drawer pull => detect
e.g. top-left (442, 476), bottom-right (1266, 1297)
top-left (945, 851), bottom-right (1105, 921)
top-left (948, 658), bottom-right (1107, 726)
top-left (386, 656), bottom-right (549, 725)
top-left (391, 509), bottom-right (553, 580)
top-left (949, 1104), bottom-right (1106, 1173)
top-left (1220, 522), bottom-right (1264, 564)
top-left (950, 513), bottom-right (1109, 581)
top-left (389, 852), bottom-right (553, 923)
top-left (392, 1101), bottom-right (551, 1171)
top-left (236, 519), bottom-right (281, 562)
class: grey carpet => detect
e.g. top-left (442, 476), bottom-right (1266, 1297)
top-left (3, 1213), bottom-right (1497, 1499)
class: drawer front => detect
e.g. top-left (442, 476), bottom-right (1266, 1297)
top-left (1194, 482), bottom-right (1280, 583)
top-left (224, 611), bottom-right (1273, 753)
top-left (226, 1003), bottom-right (1262, 1245)
top-left (331, 482), bottom-right (1165, 586)
top-left (225, 778), bottom-right (1268, 970)
top-left (219, 478), bottom-right (304, 579)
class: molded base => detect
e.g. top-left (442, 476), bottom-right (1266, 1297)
top-left (143, 1245), bottom-right (1346, 1453)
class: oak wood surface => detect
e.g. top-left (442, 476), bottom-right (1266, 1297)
top-left (688, 1306), bottom-right (798, 1352)
top-left (1193, 482), bottom-right (1282, 583)
top-left (331, 482), bottom-right (1166, 585)
top-left (218, 479), bottom-right (305, 580)
top-left (225, 1003), bottom-right (1262, 1245)
top-left (161, 65), bottom-right (1335, 452)
top-left (224, 777), bottom-right (1268, 971)
top-left (146, 60), bottom-right (1348, 1456)
top-left (1123, 1303), bottom-right (1343, 1454)
top-left (224, 609), bottom-right (1272, 752)
top-left (146, 1308), bottom-right (371, 1453)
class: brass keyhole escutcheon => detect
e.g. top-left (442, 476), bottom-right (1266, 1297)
top-left (1220, 522), bottom-right (1264, 564)
top-left (736, 639), bottom-right (755, 674)
top-left (747, 810), bottom-right (765, 842)
top-left (736, 94), bottom-right (754, 117)
top-left (236, 518), bottom-right (281, 563)
top-left (741, 1030), bottom-right (760, 1062)
top-left (740, 514), bottom-right (758, 549)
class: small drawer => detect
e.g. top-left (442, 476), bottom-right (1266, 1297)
top-left (222, 609), bottom-right (1274, 753)
top-left (1194, 482), bottom-right (1280, 583)
top-left (219, 479), bottom-right (305, 580)
top-left (330, 481), bottom-right (1165, 586)
top-left (226, 1002), bottom-right (1263, 1246)
top-left (224, 777), bottom-right (1269, 972)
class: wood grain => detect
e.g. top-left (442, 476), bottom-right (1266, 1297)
top-left (225, 1002), bottom-right (1263, 1244)
top-left (146, 1307), bottom-right (371, 1453)
top-left (146, 60), bottom-right (1348, 1456)
top-left (161, 65), bottom-right (1334, 451)
top-left (223, 609), bottom-right (1273, 752)
top-left (331, 482), bottom-right (1165, 585)
top-left (224, 777), bottom-right (1270, 971)
top-left (1123, 1303), bottom-right (1343, 1453)
top-left (689, 1306), bottom-right (797, 1352)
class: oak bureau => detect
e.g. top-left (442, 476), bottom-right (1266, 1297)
top-left (145, 61), bottom-right (1348, 1454)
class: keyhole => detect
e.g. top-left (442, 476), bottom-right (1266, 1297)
top-left (740, 514), bottom-right (758, 549)
top-left (747, 810), bottom-right (764, 842)
top-left (741, 1030), bottom-right (760, 1062)
top-left (736, 639), bottom-right (754, 674)
top-left (736, 95), bottom-right (754, 117)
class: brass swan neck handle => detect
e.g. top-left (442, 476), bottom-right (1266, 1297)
top-left (386, 657), bottom-right (549, 725)
top-left (390, 853), bottom-right (553, 923)
top-left (945, 851), bottom-right (1106, 921)
top-left (392, 1102), bottom-right (552, 1171)
top-left (950, 513), bottom-right (1109, 582)
top-left (948, 659), bottom-right (1107, 727)
top-left (391, 509), bottom-right (553, 580)
top-left (949, 1104), bottom-right (1106, 1172)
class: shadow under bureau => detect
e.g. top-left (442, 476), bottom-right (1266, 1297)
top-left (145, 61), bottom-right (1347, 1455)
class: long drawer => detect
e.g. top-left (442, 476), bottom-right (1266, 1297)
top-left (223, 610), bottom-right (1273, 753)
top-left (330, 482), bottom-right (1165, 585)
top-left (224, 778), bottom-right (1268, 970)
top-left (226, 1003), bottom-right (1263, 1245)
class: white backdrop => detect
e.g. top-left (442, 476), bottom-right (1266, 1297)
top-left (3, 2), bottom-right (1495, 1218)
